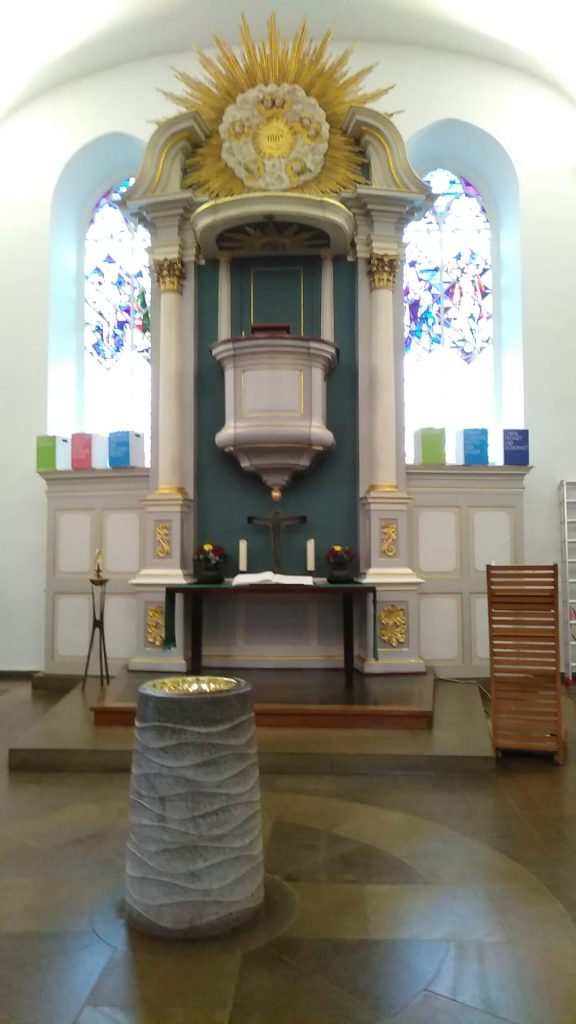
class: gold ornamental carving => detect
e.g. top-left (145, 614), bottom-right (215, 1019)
top-left (146, 605), bottom-right (165, 648)
top-left (153, 257), bottom-right (186, 294)
top-left (164, 14), bottom-right (394, 199)
top-left (219, 82), bottom-right (330, 192)
top-left (379, 604), bottom-right (407, 647)
top-left (380, 519), bottom-right (398, 558)
top-left (154, 521), bottom-right (172, 559)
top-left (368, 253), bottom-right (401, 290)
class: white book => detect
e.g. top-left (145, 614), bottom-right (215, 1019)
top-left (231, 571), bottom-right (313, 586)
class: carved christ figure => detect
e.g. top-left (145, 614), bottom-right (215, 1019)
top-left (247, 510), bottom-right (307, 573)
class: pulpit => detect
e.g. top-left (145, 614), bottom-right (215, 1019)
top-left (211, 324), bottom-right (337, 497)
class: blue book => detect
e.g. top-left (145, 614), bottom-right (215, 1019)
top-left (457, 429), bottom-right (488, 465)
top-left (108, 431), bottom-right (145, 468)
top-left (503, 429), bottom-right (529, 465)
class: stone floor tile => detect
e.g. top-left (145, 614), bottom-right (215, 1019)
top-left (480, 883), bottom-right (576, 945)
top-left (383, 990), bottom-right (518, 1023)
top-left (365, 884), bottom-right (508, 941)
top-left (76, 1010), bottom-right (134, 1024)
top-left (265, 820), bottom-right (424, 884)
top-left (283, 881), bottom-right (368, 938)
top-left (0, 930), bottom-right (112, 1024)
top-left (83, 945), bottom-right (241, 1023)
top-left (430, 940), bottom-right (576, 1024)
top-left (272, 937), bottom-right (448, 1018)
top-left (0, 877), bottom-right (116, 932)
top-left (229, 945), bottom-right (381, 1024)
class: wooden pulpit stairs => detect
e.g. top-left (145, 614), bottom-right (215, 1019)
top-left (487, 564), bottom-right (566, 763)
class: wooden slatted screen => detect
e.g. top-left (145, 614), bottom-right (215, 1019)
top-left (486, 564), bottom-right (565, 763)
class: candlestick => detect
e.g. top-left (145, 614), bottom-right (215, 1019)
top-left (238, 538), bottom-right (248, 572)
top-left (306, 538), bottom-right (315, 572)
top-left (94, 548), bottom-right (104, 578)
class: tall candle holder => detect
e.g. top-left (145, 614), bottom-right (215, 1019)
top-left (81, 561), bottom-right (111, 690)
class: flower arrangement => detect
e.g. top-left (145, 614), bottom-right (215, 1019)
top-left (194, 542), bottom-right (225, 566)
top-left (326, 544), bottom-right (355, 563)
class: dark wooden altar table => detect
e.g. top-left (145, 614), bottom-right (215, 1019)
top-left (163, 582), bottom-right (378, 686)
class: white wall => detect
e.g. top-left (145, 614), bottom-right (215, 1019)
top-left (1, 40), bottom-right (575, 669)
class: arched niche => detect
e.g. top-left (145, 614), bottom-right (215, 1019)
top-left (407, 118), bottom-right (523, 439)
top-left (48, 131), bottom-right (146, 433)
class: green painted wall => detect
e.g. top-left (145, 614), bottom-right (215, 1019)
top-left (196, 256), bottom-right (358, 576)
top-left (231, 255), bottom-right (321, 336)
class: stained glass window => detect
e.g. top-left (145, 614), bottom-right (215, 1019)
top-left (84, 178), bottom-right (151, 459)
top-left (403, 168), bottom-right (494, 462)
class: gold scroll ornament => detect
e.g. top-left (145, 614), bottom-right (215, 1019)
top-left (154, 521), bottom-right (172, 559)
top-left (146, 605), bottom-right (165, 648)
top-left (379, 604), bottom-right (407, 647)
top-left (380, 520), bottom-right (398, 558)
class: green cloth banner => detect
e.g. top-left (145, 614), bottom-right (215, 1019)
top-left (163, 583), bottom-right (379, 660)
top-left (163, 588), bottom-right (176, 649)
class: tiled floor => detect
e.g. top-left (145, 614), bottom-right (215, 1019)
top-left (8, 673), bottom-right (494, 772)
top-left (2, 680), bottom-right (576, 1022)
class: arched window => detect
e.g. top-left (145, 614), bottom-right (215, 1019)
top-left (403, 167), bottom-right (494, 463)
top-left (83, 178), bottom-right (152, 457)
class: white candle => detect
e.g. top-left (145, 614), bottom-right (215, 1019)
top-left (306, 538), bottom-right (315, 572)
top-left (238, 539), bottom-right (248, 572)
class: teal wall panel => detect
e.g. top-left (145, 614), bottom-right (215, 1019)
top-left (196, 257), bottom-right (357, 576)
top-left (231, 256), bottom-right (321, 336)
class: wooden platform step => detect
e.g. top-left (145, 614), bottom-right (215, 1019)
top-left (90, 668), bottom-right (435, 730)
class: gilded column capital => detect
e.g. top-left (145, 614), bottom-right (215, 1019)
top-left (153, 257), bottom-right (186, 294)
top-left (368, 252), bottom-right (401, 290)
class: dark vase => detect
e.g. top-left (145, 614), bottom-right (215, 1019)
top-left (326, 562), bottom-right (355, 584)
top-left (195, 562), bottom-right (224, 584)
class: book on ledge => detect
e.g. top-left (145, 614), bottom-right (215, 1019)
top-left (231, 571), bottom-right (313, 587)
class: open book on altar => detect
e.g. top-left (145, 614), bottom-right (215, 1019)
top-left (231, 571), bottom-right (313, 586)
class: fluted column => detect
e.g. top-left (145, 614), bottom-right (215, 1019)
top-left (218, 257), bottom-right (232, 340)
top-left (154, 257), bottom-right (186, 494)
top-left (367, 253), bottom-right (401, 490)
top-left (321, 256), bottom-right (334, 342)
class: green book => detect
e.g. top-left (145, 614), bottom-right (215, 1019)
top-left (414, 428), bottom-right (446, 465)
top-left (36, 435), bottom-right (71, 471)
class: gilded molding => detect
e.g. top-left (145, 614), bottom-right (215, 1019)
top-left (368, 253), bottom-right (400, 290)
top-left (154, 521), bottom-right (172, 559)
top-left (146, 604), bottom-right (165, 648)
top-left (379, 604), bottom-right (407, 647)
top-left (153, 257), bottom-right (186, 293)
top-left (380, 519), bottom-right (398, 558)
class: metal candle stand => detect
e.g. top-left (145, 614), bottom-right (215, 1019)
top-left (81, 564), bottom-right (111, 690)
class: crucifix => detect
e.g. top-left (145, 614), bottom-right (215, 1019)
top-left (247, 510), bottom-right (307, 573)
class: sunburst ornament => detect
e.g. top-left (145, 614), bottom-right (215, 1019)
top-left (162, 14), bottom-right (394, 198)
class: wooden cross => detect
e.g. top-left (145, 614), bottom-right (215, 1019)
top-left (247, 510), bottom-right (307, 573)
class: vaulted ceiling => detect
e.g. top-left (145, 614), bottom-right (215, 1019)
top-left (2, 0), bottom-right (573, 123)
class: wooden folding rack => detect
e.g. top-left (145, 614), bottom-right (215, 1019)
top-left (486, 564), bottom-right (566, 764)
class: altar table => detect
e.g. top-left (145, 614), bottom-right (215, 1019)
top-left (163, 582), bottom-right (378, 686)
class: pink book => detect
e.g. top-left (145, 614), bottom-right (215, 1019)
top-left (71, 433), bottom-right (92, 469)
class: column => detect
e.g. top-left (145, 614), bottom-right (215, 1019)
top-left (154, 257), bottom-right (186, 494)
top-left (218, 257), bottom-right (232, 340)
top-left (367, 252), bottom-right (400, 490)
top-left (321, 255), bottom-right (334, 341)
top-left (360, 251), bottom-right (425, 674)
